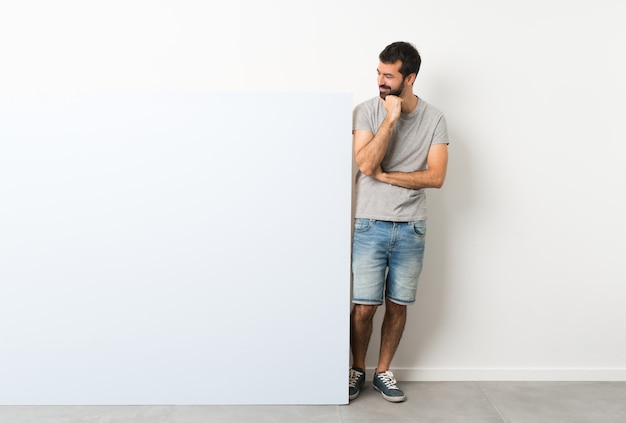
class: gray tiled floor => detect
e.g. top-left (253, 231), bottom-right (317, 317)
top-left (1, 382), bottom-right (625, 422)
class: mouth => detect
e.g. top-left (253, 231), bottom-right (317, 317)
top-left (379, 86), bottom-right (390, 98)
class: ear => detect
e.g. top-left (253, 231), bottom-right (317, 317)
top-left (407, 73), bottom-right (417, 86)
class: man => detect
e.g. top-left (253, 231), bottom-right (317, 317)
top-left (349, 41), bottom-right (449, 403)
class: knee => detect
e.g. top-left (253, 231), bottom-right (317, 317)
top-left (352, 304), bottom-right (378, 323)
top-left (385, 299), bottom-right (407, 315)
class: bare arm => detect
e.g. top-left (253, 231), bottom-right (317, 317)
top-left (373, 143), bottom-right (448, 189)
top-left (353, 96), bottom-right (402, 176)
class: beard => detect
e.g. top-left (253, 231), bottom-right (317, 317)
top-left (379, 78), bottom-right (406, 99)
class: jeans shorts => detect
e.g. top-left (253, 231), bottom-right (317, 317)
top-left (351, 219), bottom-right (426, 305)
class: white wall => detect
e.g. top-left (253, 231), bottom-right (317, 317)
top-left (368, 0), bottom-right (626, 381)
top-left (1, 0), bottom-right (625, 390)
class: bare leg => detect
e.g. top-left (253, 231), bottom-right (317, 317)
top-left (350, 304), bottom-right (378, 370)
top-left (376, 298), bottom-right (407, 372)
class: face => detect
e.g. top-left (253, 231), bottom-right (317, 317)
top-left (377, 60), bottom-right (407, 99)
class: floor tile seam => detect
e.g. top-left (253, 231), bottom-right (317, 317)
top-left (318, 404), bottom-right (344, 423)
top-left (338, 400), bottom-right (413, 422)
top-left (476, 382), bottom-right (508, 423)
top-left (162, 405), bottom-right (176, 423)
top-left (338, 404), bottom-right (346, 423)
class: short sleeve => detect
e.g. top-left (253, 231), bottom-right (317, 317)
top-left (432, 114), bottom-right (449, 145)
top-left (352, 101), bottom-right (375, 133)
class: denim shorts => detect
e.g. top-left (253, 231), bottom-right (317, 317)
top-left (351, 219), bottom-right (426, 305)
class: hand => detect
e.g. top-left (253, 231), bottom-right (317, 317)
top-left (381, 95), bottom-right (402, 122)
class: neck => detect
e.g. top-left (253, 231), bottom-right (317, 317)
top-left (401, 94), bottom-right (418, 114)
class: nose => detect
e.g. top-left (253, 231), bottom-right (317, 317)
top-left (377, 74), bottom-right (386, 86)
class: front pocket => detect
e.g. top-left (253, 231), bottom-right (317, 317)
top-left (354, 218), bottom-right (373, 232)
top-left (410, 220), bottom-right (427, 237)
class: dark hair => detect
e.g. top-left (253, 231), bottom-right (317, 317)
top-left (379, 41), bottom-right (421, 78)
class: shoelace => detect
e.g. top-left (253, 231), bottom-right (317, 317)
top-left (349, 369), bottom-right (363, 388)
top-left (377, 371), bottom-right (400, 390)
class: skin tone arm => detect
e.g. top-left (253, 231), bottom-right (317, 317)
top-left (354, 117), bottom-right (448, 189)
top-left (354, 92), bottom-right (448, 190)
top-left (353, 96), bottom-right (402, 176)
top-left (373, 143), bottom-right (448, 189)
